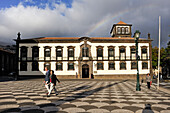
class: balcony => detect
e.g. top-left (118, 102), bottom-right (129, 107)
top-left (18, 56), bottom-right (150, 62)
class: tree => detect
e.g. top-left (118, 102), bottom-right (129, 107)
top-left (152, 47), bottom-right (158, 69)
top-left (152, 43), bottom-right (169, 69)
top-left (153, 41), bottom-right (170, 78)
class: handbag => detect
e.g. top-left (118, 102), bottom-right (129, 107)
top-left (150, 81), bottom-right (152, 85)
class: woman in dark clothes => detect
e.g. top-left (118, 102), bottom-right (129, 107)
top-left (47, 70), bottom-right (60, 97)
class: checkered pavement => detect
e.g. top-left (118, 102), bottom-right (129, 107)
top-left (0, 79), bottom-right (170, 113)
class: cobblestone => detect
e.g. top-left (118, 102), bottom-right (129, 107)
top-left (0, 79), bottom-right (170, 113)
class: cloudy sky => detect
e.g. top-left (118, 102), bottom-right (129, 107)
top-left (0, 0), bottom-right (169, 47)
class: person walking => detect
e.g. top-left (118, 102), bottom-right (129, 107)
top-left (47, 70), bottom-right (60, 97)
top-left (146, 73), bottom-right (152, 89)
top-left (44, 67), bottom-right (50, 94)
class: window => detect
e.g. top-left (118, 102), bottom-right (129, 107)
top-left (108, 48), bottom-right (114, 57)
top-left (120, 47), bottom-right (126, 60)
top-left (82, 47), bottom-right (89, 57)
top-left (117, 27), bottom-right (121, 34)
top-left (32, 62), bottom-right (39, 71)
top-left (109, 62), bottom-right (115, 70)
top-left (32, 46), bottom-right (39, 61)
top-left (97, 62), bottom-right (103, 70)
top-left (68, 63), bottom-right (74, 70)
top-left (44, 47), bottom-right (51, 60)
top-left (142, 47), bottom-right (147, 60)
top-left (120, 62), bottom-right (126, 70)
top-left (142, 62), bottom-right (148, 69)
top-left (44, 62), bottom-right (51, 71)
top-left (122, 27), bottom-right (125, 34)
top-left (20, 62), bottom-right (27, 71)
top-left (56, 47), bottom-right (63, 57)
top-left (20, 46), bottom-right (27, 61)
top-left (68, 47), bottom-right (74, 58)
top-left (97, 47), bottom-right (103, 57)
top-left (131, 62), bottom-right (137, 69)
top-left (131, 47), bottom-right (136, 60)
top-left (125, 27), bottom-right (129, 34)
top-left (56, 62), bottom-right (63, 71)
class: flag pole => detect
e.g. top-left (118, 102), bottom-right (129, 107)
top-left (157, 16), bottom-right (161, 90)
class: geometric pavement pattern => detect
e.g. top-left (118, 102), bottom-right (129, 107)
top-left (0, 79), bottom-right (170, 113)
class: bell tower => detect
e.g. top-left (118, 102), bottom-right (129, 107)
top-left (110, 21), bottom-right (132, 37)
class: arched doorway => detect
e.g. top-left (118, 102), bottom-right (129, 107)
top-left (82, 64), bottom-right (89, 78)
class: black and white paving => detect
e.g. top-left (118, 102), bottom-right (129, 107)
top-left (0, 79), bottom-right (170, 113)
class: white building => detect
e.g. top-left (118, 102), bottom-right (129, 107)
top-left (15, 21), bottom-right (152, 79)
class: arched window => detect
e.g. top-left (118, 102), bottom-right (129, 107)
top-left (122, 27), bottom-right (125, 34)
top-left (125, 27), bottom-right (129, 34)
top-left (117, 27), bottom-right (121, 34)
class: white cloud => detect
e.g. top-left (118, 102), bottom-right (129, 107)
top-left (0, 0), bottom-right (169, 47)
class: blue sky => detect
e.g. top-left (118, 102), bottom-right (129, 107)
top-left (0, 0), bottom-right (73, 9)
top-left (0, 0), bottom-right (169, 47)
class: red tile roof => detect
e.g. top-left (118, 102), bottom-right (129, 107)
top-left (117, 21), bottom-right (127, 25)
top-left (39, 37), bottom-right (80, 40)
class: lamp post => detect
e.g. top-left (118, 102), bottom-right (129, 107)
top-left (134, 30), bottom-right (141, 91)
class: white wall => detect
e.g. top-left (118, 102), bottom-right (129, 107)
top-left (19, 42), bottom-right (150, 76)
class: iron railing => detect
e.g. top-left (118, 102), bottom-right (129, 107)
top-left (19, 56), bottom-right (149, 62)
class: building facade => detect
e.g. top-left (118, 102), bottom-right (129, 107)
top-left (15, 21), bottom-right (152, 79)
top-left (0, 48), bottom-right (16, 76)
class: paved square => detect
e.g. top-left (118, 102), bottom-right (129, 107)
top-left (0, 79), bottom-right (170, 113)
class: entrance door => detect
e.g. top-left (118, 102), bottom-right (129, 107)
top-left (82, 64), bottom-right (89, 78)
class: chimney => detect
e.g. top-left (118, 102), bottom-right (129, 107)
top-left (17, 32), bottom-right (21, 40)
top-left (148, 33), bottom-right (150, 39)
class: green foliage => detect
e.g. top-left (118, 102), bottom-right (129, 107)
top-left (152, 41), bottom-right (170, 69)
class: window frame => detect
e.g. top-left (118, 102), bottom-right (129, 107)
top-left (32, 46), bottom-right (39, 61)
top-left (108, 62), bottom-right (115, 70)
top-left (56, 46), bottom-right (63, 58)
top-left (119, 46), bottom-right (126, 60)
top-left (56, 62), bottom-right (63, 71)
top-left (97, 62), bottom-right (104, 70)
top-left (131, 61), bottom-right (137, 70)
top-left (20, 62), bottom-right (27, 71)
top-left (120, 61), bottom-right (126, 70)
top-left (32, 61), bottom-right (39, 71)
top-left (142, 62), bottom-right (148, 69)
top-left (97, 46), bottom-right (103, 58)
top-left (141, 47), bottom-right (148, 60)
top-left (20, 46), bottom-right (28, 61)
top-left (44, 46), bottom-right (51, 60)
top-left (68, 62), bottom-right (74, 70)
top-left (44, 62), bottom-right (51, 71)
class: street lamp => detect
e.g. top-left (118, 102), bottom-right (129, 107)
top-left (134, 30), bottom-right (141, 91)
